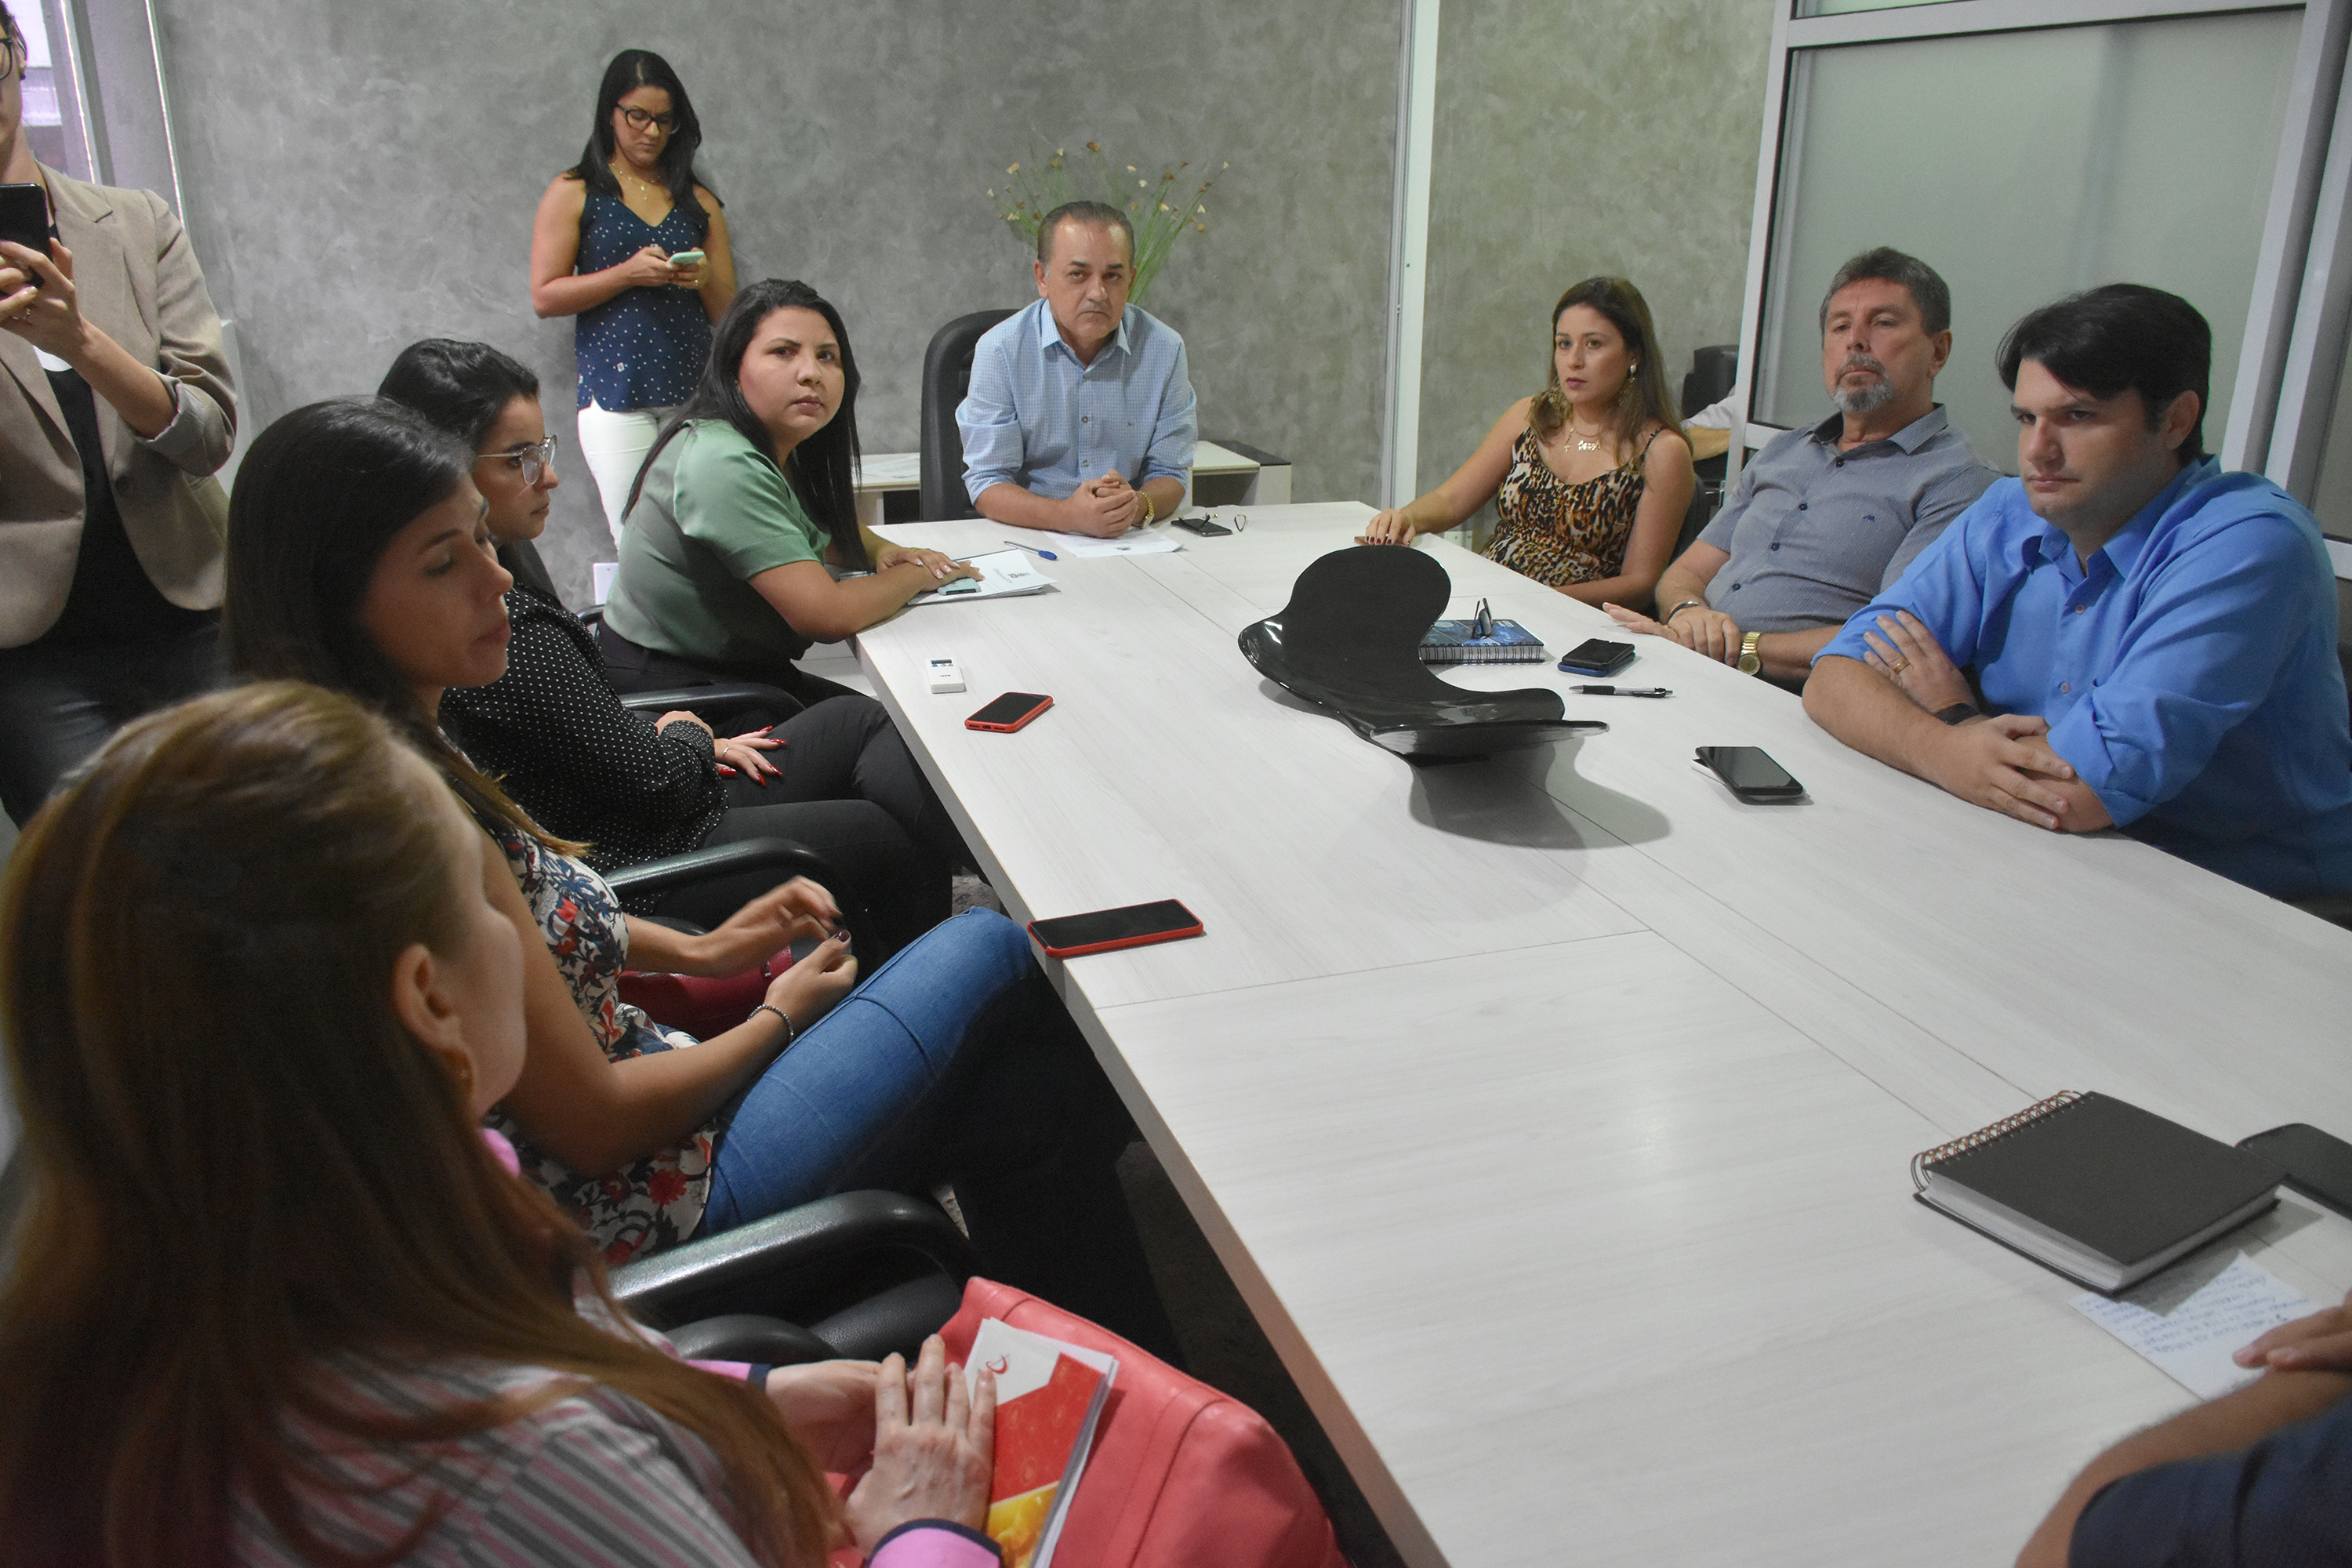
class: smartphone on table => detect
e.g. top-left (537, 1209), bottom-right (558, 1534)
top-left (965, 691), bottom-right (1053, 732)
top-left (0, 183), bottom-right (49, 257)
top-left (2238, 1124), bottom-right (2352, 1220)
top-left (1696, 745), bottom-right (1806, 803)
top-left (1029, 898), bottom-right (1204, 958)
top-left (1558, 638), bottom-right (1636, 677)
top-left (1173, 515), bottom-right (1232, 536)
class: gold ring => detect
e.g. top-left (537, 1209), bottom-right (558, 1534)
top-left (1889, 657), bottom-right (1911, 675)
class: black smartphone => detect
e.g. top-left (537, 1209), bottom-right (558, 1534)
top-left (1173, 515), bottom-right (1232, 536)
top-left (2238, 1124), bottom-right (2352, 1220)
top-left (0, 183), bottom-right (49, 256)
top-left (1558, 638), bottom-right (1636, 677)
top-left (1029, 898), bottom-right (1204, 958)
top-left (965, 691), bottom-right (1053, 733)
top-left (1697, 745), bottom-right (1806, 803)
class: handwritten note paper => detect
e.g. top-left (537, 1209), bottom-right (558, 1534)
top-left (2074, 1253), bottom-right (2314, 1399)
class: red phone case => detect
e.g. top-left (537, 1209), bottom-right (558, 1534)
top-left (1028, 903), bottom-right (1205, 959)
top-left (966, 694), bottom-right (1054, 733)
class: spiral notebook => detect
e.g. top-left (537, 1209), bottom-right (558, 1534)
top-left (1417, 619), bottom-right (1545, 663)
top-left (1911, 1091), bottom-right (2283, 1293)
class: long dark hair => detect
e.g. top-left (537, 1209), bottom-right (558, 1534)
top-left (222, 397), bottom-right (575, 851)
top-left (626, 278), bottom-right (868, 568)
top-left (564, 49), bottom-right (714, 244)
top-left (0, 682), bottom-right (836, 1567)
top-left (1532, 276), bottom-right (1683, 459)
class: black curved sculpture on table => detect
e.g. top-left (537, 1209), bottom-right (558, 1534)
top-left (1237, 546), bottom-right (1606, 760)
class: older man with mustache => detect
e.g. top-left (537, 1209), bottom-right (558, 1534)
top-left (1606, 248), bottom-right (1996, 685)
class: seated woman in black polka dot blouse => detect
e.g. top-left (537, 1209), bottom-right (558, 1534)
top-left (379, 339), bottom-right (963, 956)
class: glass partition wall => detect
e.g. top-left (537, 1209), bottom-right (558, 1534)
top-left (1753, 11), bottom-right (2300, 467)
top-left (1733, 0), bottom-right (2352, 564)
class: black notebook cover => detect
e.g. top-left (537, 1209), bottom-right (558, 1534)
top-left (1923, 1093), bottom-right (2282, 1272)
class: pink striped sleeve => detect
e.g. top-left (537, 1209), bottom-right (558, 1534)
top-left (469, 1405), bottom-right (765, 1567)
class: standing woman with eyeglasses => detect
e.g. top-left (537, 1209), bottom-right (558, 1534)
top-left (0, 1), bottom-right (235, 826)
top-left (531, 49), bottom-right (737, 548)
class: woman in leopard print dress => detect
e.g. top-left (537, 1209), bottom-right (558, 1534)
top-left (1360, 276), bottom-right (1694, 610)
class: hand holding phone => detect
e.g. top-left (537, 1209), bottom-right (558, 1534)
top-left (622, 244), bottom-right (677, 289)
top-left (0, 183), bottom-right (49, 256)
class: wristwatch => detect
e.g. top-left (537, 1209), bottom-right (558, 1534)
top-left (1737, 631), bottom-right (1762, 676)
top-left (1138, 491), bottom-right (1156, 528)
top-left (1934, 702), bottom-right (1982, 725)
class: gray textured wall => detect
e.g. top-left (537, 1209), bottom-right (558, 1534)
top-left (1415, 0), bottom-right (1776, 534)
top-left (154, 0), bottom-right (1405, 604)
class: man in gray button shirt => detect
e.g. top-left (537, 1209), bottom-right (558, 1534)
top-left (1606, 248), bottom-right (1996, 684)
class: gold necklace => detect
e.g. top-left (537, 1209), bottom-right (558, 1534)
top-left (1559, 421), bottom-right (1607, 453)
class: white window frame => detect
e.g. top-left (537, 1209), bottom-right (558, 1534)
top-left (1726, 0), bottom-right (2348, 576)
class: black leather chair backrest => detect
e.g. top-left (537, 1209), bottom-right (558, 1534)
top-left (918, 308), bottom-right (1018, 521)
top-left (1681, 344), bottom-right (1738, 425)
top-left (497, 537), bottom-right (565, 608)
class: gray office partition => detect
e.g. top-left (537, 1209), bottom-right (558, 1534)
top-left (148, 1), bottom-right (1406, 603)
top-left (1407, 0), bottom-right (1777, 529)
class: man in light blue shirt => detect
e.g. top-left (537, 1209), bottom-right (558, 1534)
top-left (957, 200), bottom-right (1196, 538)
top-left (1806, 285), bottom-right (2352, 899)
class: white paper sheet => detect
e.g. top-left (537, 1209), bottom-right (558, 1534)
top-left (1040, 526), bottom-right (1183, 557)
top-left (2074, 1252), bottom-right (2315, 1399)
top-left (907, 550), bottom-right (1056, 604)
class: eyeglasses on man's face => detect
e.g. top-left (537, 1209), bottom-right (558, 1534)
top-left (618, 107), bottom-right (677, 134)
top-left (477, 434), bottom-right (558, 487)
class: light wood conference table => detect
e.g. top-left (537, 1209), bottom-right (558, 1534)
top-left (851, 503), bottom-right (2352, 1567)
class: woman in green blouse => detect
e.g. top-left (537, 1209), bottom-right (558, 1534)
top-left (599, 278), bottom-right (978, 701)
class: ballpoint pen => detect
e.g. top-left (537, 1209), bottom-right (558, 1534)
top-left (1570, 685), bottom-right (1672, 698)
top-left (1001, 539), bottom-right (1058, 561)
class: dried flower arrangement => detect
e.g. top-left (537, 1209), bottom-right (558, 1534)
top-left (989, 142), bottom-right (1225, 304)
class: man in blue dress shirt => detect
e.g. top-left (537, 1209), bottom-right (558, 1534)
top-left (1806, 285), bottom-right (2352, 900)
top-left (957, 201), bottom-right (1197, 539)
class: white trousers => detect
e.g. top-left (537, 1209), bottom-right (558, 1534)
top-left (575, 401), bottom-right (677, 549)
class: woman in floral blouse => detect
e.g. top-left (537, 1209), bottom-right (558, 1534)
top-left (220, 397), bottom-right (1178, 1359)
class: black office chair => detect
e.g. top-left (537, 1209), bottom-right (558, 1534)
top-left (1675, 345), bottom-right (1740, 558)
top-left (615, 1188), bottom-right (980, 1363)
top-left (917, 309), bottom-right (1017, 521)
top-left (1681, 344), bottom-right (1737, 430)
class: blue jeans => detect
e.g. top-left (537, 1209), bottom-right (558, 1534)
top-left (701, 909), bottom-right (1178, 1359)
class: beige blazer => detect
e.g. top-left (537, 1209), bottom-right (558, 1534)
top-left (0, 165), bottom-right (235, 647)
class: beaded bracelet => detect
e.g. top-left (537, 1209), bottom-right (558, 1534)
top-left (750, 1002), bottom-right (797, 1049)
